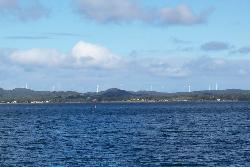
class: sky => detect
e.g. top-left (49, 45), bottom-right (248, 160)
top-left (0, 0), bottom-right (250, 92)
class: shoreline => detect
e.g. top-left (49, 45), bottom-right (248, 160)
top-left (0, 100), bottom-right (243, 105)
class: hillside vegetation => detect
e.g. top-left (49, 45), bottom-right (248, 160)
top-left (0, 88), bottom-right (250, 103)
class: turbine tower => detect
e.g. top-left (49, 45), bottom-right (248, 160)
top-left (52, 85), bottom-right (55, 92)
top-left (25, 83), bottom-right (28, 89)
top-left (215, 83), bottom-right (218, 91)
top-left (119, 84), bottom-right (123, 90)
top-left (96, 84), bottom-right (99, 93)
top-left (188, 85), bottom-right (191, 93)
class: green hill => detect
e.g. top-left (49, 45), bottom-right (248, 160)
top-left (0, 88), bottom-right (250, 103)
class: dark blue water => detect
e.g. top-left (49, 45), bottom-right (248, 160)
top-left (0, 102), bottom-right (250, 166)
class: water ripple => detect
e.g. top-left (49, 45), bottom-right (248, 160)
top-left (0, 102), bottom-right (250, 166)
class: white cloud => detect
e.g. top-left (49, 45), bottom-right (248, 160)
top-left (73, 0), bottom-right (211, 25)
top-left (71, 41), bottom-right (123, 69)
top-left (143, 61), bottom-right (189, 78)
top-left (10, 48), bottom-right (65, 66)
top-left (5, 43), bottom-right (250, 79)
top-left (7, 41), bottom-right (123, 69)
top-left (74, 0), bottom-right (143, 23)
top-left (184, 56), bottom-right (250, 77)
top-left (149, 65), bottom-right (190, 78)
top-left (126, 55), bottom-right (250, 79)
top-left (3, 42), bottom-right (250, 91)
top-left (0, 0), bottom-right (49, 21)
top-left (2, 46), bottom-right (250, 91)
top-left (158, 5), bottom-right (206, 25)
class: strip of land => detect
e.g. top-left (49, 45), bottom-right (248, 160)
top-left (0, 88), bottom-right (249, 104)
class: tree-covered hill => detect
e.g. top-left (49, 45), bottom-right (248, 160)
top-left (1, 88), bottom-right (250, 103)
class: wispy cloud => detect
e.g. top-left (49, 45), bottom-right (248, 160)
top-left (158, 5), bottom-right (212, 25)
top-left (0, 0), bottom-right (49, 21)
top-left (185, 56), bottom-right (250, 77)
top-left (201, 41), bottom-right (231, 51)
top-left (45, 32), bottom-right (84, 37)
top-left (143, 61), bottom-right (190, 78)
top-left (3, 32), bottom-right (84, 40)
top-left (237, 46), bottom-right (250, 54)
top-left (171, 37), bottom-right (191, 44)
top-left (3, 35), bottom-right (51, 40)
top-left (73, 0), bottom-right (143, 23)
top-left (230, 46), bottom-right (250, 55)
top-left (179, 47), bottom-right (194, 52)
top-left (72, 0), bottom-right (212, 26)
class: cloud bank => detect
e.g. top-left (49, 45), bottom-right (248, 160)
top-left (73, 0), bottom-right (211, 25)
top-left (1, 41), bottom-right (250, 91)
top-left (2, 40), bottom-right (250, 79)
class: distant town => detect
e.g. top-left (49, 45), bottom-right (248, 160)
top-left (0, 87), bottom-right (250, 104)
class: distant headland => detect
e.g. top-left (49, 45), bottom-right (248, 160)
top-left (0, 88), bottom-right (250, 104)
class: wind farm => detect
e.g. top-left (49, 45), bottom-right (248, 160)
top-left (1, 0), bottom-right (249, 166)
top-left (0, 86), bottom-right (248, 104)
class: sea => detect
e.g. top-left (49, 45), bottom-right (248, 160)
top-left (0, 102), bottom-right (249, 166)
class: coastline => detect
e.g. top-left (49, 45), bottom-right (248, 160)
top-left (0, 100), bottom-right (242, 105)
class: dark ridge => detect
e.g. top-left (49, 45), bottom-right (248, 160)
top-left (0, 88), bottom-right (249, 103)
top-left (100, 88), bottom-right (133, 97)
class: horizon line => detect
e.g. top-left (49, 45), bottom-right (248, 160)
top-left (1, 87), bottom-right (247, 94)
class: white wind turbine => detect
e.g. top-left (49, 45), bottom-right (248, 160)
top-left (188, 84), bottom-right (191, 93)
top-left (96, 84), bottom-right (99, 93)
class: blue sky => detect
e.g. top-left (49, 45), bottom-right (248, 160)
top-left (0, 0), bottom-right (250, 92)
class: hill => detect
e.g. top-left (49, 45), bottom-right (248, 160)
top-left (0, 88), bottom-right (250, 103)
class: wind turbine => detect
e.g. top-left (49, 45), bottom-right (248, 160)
top-left (119, 84), bottom-right (124, 90)
top-left (52, 85), bottom-right (55, 92)
top-left (188, 84), bottom-right (191, 93)
top-left (25, 83), bottom-right (28, 89)
top-left (96, 84), bottom-right (99, 93)
top-left (215, 83), bottom-right (218, 91)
